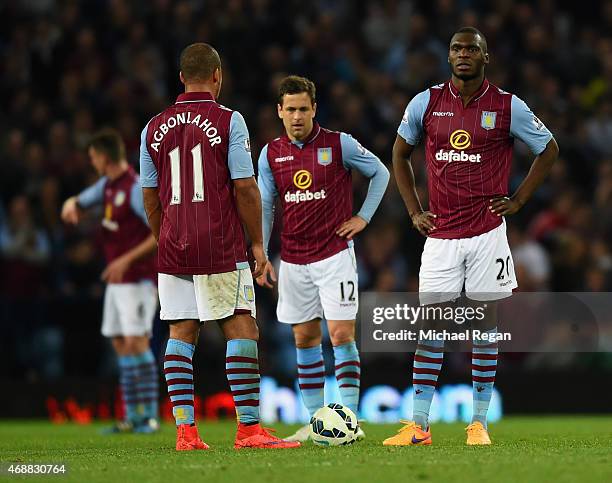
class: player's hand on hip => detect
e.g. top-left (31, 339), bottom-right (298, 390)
top-left (101, 255), bottom-right (131, 283)
top-left (61, 197), bottom-right (81, 225)
top-left (489, 196), bottom-right (520, 216)
top-left (256, 262), bottom-right (277, 289)
top-left (250, 243), bottom-right (268, 280)
top-left (411, 211), bottom-right (437, 236)
top-left (336, 216), bottom-right (368, 240)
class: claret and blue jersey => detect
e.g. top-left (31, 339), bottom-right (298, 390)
top-left (257, 122), bottom-right (390, 265)
top-left (399, 79), bottom-right (553, 239)
top-left (77, 167), bottom-right (156, 283)
top-left (139, 92), bottom-right (255, 276)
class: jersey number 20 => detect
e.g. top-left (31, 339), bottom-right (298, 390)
top-left (168, 144), bottom-right (205, 205)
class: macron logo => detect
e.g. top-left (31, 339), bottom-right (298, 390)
top-left (432, 111), bottom-right (454, 117)
top-left (275, 155), bottom-right (294, 163)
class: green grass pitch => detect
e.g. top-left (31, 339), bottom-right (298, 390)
top-left (1, 417), bottom-right (611, 483)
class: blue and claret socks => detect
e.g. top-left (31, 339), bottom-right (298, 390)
top-left (133, 348), bottom-right (159, 421)
top-left (412, 338), bottom-right (444, 430)
top-left (471, 328), bottom-right (499, 428)
top-left (225, 339), bottom-right (261, 424)
top-left (163, 339), bottom-right (195, 426)
top-left (333, 341), bottom-right (361, 416)
top-left (296, 345), bottom-right (325, 417)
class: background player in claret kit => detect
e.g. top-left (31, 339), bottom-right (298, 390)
top-left (61, 130), bottom-right (159, 434)
top-left (383, 27), bottom-right (559, 447)
top-left (139, 43), bottom-right (299, 451)
top-left (256, 76), bottom-right (390, 442)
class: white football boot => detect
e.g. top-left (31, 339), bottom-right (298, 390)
top-left (285, 424), bottom-right (311, 442)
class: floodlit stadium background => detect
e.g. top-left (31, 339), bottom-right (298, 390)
top-left (1, 0), bottom-right (611, 422)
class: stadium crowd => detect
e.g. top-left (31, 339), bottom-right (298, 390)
top-left (1, 0), bottom-right (611, 380)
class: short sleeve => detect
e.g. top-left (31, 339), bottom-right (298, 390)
top-left (510, 95), bottom-right (553, 155)
top-left (130, 180), bottom-right (150, 225)
top-left (228, 111), bottom-right (255, 179)
top-left (139, 121), bottom-right (158, 188)
top-left (397, 89), bottom-right (430, 146)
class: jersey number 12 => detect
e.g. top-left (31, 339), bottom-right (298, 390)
top-left (169, 144), bottom-right (205, 205)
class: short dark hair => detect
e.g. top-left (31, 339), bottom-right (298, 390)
top-left (88, 129), bottom-right (125, 163)
top-left (180, 43), bottom-right (221, 82)
top-left (452, 26), bottom-right (488, 52)
top-left (278, 75), bottom-right (316, 106)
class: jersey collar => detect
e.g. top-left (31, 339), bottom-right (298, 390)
top-left (175, 92), bottom-right (216, 104)
top-left (448, 78), bottom-right (490, 104)
top-left (283, 122), bottom-right (321, 146)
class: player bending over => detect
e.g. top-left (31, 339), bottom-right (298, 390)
top-left (62, 129), bottom-right (159, 434)
top-left (256, 75), bottom-right (390, 442)
top-left (383, 27), bottom-right (558, 447)
top-left (140, 43), bottom-right (300, 450)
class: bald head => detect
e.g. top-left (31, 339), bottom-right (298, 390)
top-left (179, 43), bottom-right (221, 83)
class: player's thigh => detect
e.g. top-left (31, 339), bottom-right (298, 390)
top-left (464, 220), bottom-right (517, 301)
top-left (314, 247), bottom-right (359, 321)
top-left (141, 282), bottom-right (159, 325)
top-left (114, 282), bottom-right (158, 337)
top-left (277, 260), bottom-right (323, 324)
top-left (419, 237), bottom-right (465, 305)
top-left (158, 273), bottom-right (199, 321)
top-left (193, 267), bottom-right (256, 322)
top-left (101, 284), bottom-right (122, 338)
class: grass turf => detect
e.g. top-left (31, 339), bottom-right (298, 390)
top-left (1, 417), bottom-right (611, 483)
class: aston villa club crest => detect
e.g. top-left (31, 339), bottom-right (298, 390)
top-left (243, 285), bottom-right (255, 302)
top-left (317, 147), bottom-right (332, 166)
top-left (114, 190), bottom-right (126, 207)
top-left (481, 111), bottom-right (497, 130)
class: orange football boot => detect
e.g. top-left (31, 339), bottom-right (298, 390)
top-left (382, 420), bottom-right (432, 446)
top-left (465, 421), bottom-right (492, 445)
top-left (234, 423), bottom-right (301, 449)
top-left (175, 424), bottom-right (210, 451)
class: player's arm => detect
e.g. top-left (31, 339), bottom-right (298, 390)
top-left (102, 183), bottom-right (158, 283)
top-left (139, 121), bottom-right (162, 240)
top-left (490, 96), bottom-right (559, 216)
top-left (255, 145), bottom-right (278, 288)
top-left (337, 133), bottom-right (390, 240)
top-left (229, 111), bottom-right (267, 279)
top-left (393, 90), bottom-right (436, 236)
top-left (102, 236), bottom-right (157, 283)
top-left (235, 177), bottom-right (266, 279)
top-left (61, 177), bottom-right (106, 225)
top-left (143, 188), bottom-right (161, 241)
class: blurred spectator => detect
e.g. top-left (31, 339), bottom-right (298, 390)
top-left (0, 195), bottom-right (50, 298)
top-left (508, 224), bottom-right (551, 291)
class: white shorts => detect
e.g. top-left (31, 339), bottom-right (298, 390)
top-left (277, 247), bottom-right (358, 324)
top-left (419, 220), bottom-right (517, 305)
top-left (101, 282), bottom-right (158, 337)
top-left (158, 268), bottom-right (256, 322)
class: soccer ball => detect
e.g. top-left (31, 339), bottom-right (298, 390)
top-left (309, 403), bottom-right (359, 446)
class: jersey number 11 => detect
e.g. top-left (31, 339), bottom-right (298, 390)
top-left (168, 143), bottom-right (205, 205)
